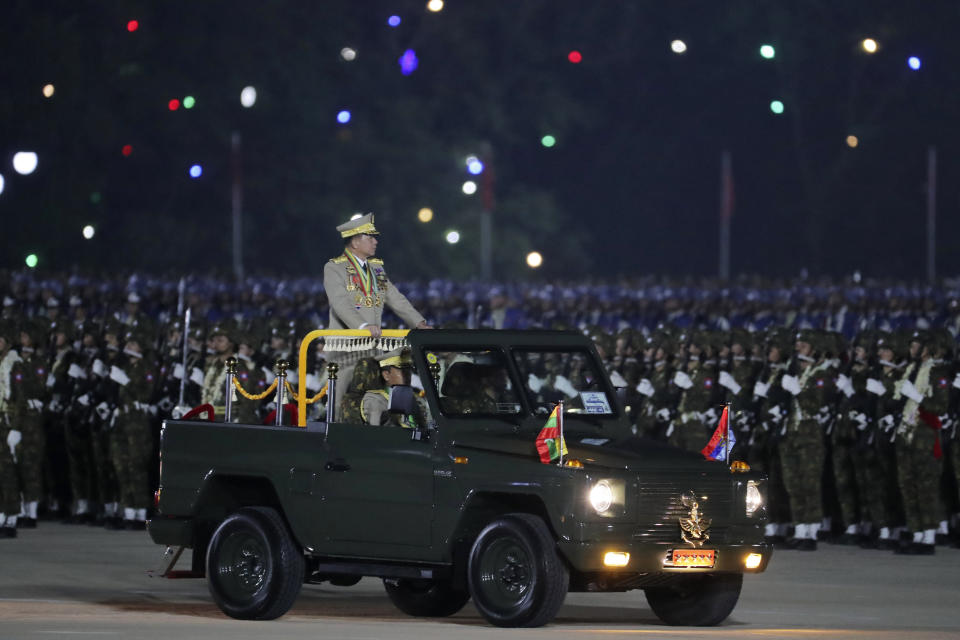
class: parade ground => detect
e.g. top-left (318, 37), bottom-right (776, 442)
top-left (0, 523), bottom-right (957, 640)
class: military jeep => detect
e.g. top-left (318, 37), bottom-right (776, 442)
top-left (148, 329), bottom-right (771, 627)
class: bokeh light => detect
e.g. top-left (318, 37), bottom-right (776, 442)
top-left (908, 56), bottom-right (921, 70)
top-left (541, 135), bottom-right (556, 147)
top-left (189, 164), bottom-right (202, 178)
top-left (846, 135), bottom-right (859, 148)
top-left (399, 49), bottom-right (418, 75)
top-left (240, 86), bottom-right (257, 108)
top-left (418, 207), bottom-right (434, 223)
top-left (127, 20), bottom-right (139, 32)
top-left (341, 47), bottom-right (357, 61)
top-left (526, 251), bottom-right (543, 268)
top-left (122, 144), bottom-right (133, 157)
top-left (183, 96), bottom-right (196, 109)
top-left (0, 174), bottom-right (5, 195)
top-left (466, 156), bottom-right (484, 175)
top-left (42, 84), bottom-right (55, 98)
top-left (25, 254), bottom-right (38, 268)
top-left (388, 15), bottom-right (401, 27)
top-left (337, 110), bottom-right (351, 124)
top-left (770, 100), bottom-right (785, 114)
top-left (445, 230), bottom-right (460, 244)
top-left (568, 50), bottom-right (582, 64)
top-left (82, 225), bottom-right (95, 239)
top-left (671, 39), bottom-right (687, 54)
top-left (462, 180), bottom-right (477, 195)
top-left (13, 152), bottom-right (38, 175)
top-left (168, 98), bottom-right (180, 111)
top-left (760, 44), bottom-right (775, 59)
top-left (427, 0), bottom-right (444, 12)
top-left (861, 38), bottom-right (878, 53)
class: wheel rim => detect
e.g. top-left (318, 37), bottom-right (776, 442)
top-left (477, 536), bottom-right (534, 611)
top-left (217, 530), bottom-right (269, 602)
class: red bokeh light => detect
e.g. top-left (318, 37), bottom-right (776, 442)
top-left (567, 50), bottom-right (582, 64)
top-left (122, 145), bottom-right (133, 157)
top-left (127, 20), bottom-right (139, 32)
top-left (168, 99), bottom-right (180, 111)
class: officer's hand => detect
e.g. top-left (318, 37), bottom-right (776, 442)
top-left (368, 325), bottom-right (382, 338)
top-left (416, 321), bottom-right (432, 329)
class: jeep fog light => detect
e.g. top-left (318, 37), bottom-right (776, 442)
top-left (604, 551), bottom-right (630, 567)
top-left (746, 480), bottom-right (762, 516)
top-left (745, 553), bottom-right (763, 569)
top-left (589, 481), bottom-right (613, 513)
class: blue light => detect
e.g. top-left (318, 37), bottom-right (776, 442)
top-left (387, 15), bottom-right (401, 27)
top-left (189, 164), bottom-right (202, 178)
top-left (467, 158), bottom-right (484, 175)
top-left (908, 56), bottom-right (921, 70)
top-left (399, 49), bottom-right (418, 75)
top-left (337, 110), bottom-right (351, 124)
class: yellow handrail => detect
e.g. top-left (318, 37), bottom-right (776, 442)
top-left (297, 329), bottom-right (410, 426)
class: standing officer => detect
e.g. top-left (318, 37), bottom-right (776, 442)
top-left (323, 214), bottom-right (430, 416)
top-left (10, 320), bottom-right (49, 528)
top-left (200, 323), bottom-right (235, 420)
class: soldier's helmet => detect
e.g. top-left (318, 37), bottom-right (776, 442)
top-left (730, 328), bottom-right (753, 351)
top-left (209, 321), bottom-right (236, 344)
top-left (102, 318), bottom-right (124, 338)
top-left (854, 330), bottom-right (878, 352)
top-left (20, 318), bottom-right (49, 347)
top-left (0, 319), bottom-right (16, 346)
top-left (766, 329), bottom-right (793, 356)
top-left (931, 328), bottom-right (955, 358)
top-left (123, 327), bottom-right (150, 349)
top-left (876, 331), bottom-right (906, 362)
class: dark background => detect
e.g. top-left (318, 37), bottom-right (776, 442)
top-left (1, 0), bottom-right (957, 280)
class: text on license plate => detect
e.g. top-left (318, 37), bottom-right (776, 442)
top-left (672, 549), bottom-right (716, 567)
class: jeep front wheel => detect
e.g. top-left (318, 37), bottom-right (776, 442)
top-left (467, 513), bottom-right (568, 627)
top-left (206, 506), bottom-right (305, 620)
top-left (383, 578), bottom-right (470, 617)
top-left (644, 572), bottom-right (743, 626)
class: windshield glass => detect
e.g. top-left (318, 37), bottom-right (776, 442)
top-left (423, 349), bottom-right (522, 417)
top-left (512, 348), bottom-right (615, 417)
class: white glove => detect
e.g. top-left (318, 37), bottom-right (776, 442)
top-left (673, 371), bottom-right (693, 390)
top-left (953, 373), bottom-right (960, 390)
top-left (527, 373), bottom-right (545, 393)
top-left (305, 373), bottom-right (321, 392)
top-left (46, 373), bottom-right (56, 388)
top-left (95, 401), bottom-right (111, 421)
top-left (173, 363), bottom-right (185, 380)
top-left (767, 405), bottom-right (784, 422)
top-left (866, 378), bottom-right (886, 396)
top-left (76, 393), bottom-right (90, 407)
top-left (753, 380), bottom-right (769, 398)
top-left (190, 367), bottom-right (205, 386)
top-left (636, 378), bottom-right (655, 397)
top-left (815, 406), bottom-right (831, 425)
top-left (900, 380), bottom-right (924, 404)
top-left (656, 407), bottom-right (671, 422)
top-left (702, 407), bottom-right (719, 424)
top-left (879, 414), bottom-right (896, 431)
top-left (48, 399), bottom-right (63, 413)
top-left (608, 370), bottom-right (628, 388)
top-left (554, 375), bottom-right (579, 399)
top-left (109, 366), bottom-right (130, 386)
top-left (67, 363), bottom-right (87, 379)
top-left (836, 374), bottom-right (855, 398)
top-left (718, 371), bottom-right (742, 395)
top-left (92, 359), bottom-right (106, 377)
top-left (781, 374), bottom-right (801, 396)
top-left (262, 367), bottom-right (276, 385)
top-left (6, 429), bottom-right (21, 461)
top-left (850, 411), bottom-right (868, 430)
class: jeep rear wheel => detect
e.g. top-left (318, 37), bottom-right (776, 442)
top-left (383, 578), bottom-right (470, 617)
top-left (467, 513), bottom-right (568, 627)
top-left (206, 506), bottom-right (305, 620)
top-left (644, 572), bottom-right (742, 626)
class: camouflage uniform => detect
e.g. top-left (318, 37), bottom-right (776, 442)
top-left (751, 332), bottom-right (792, 537)
top-left (111, 343), bottom-right (157, 523)
top-left (10, 336), bottom-right (49, 523)
top-left (670, 335), bottom-right (720, 453)
top-left (0, 337), bottom-right (23, 532)
top-left (341, 358), bottom-right (383, 424)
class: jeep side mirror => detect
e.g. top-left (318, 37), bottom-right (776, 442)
top-left (388, 385), bottom-right (415, 415)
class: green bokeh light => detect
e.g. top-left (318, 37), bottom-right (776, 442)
top-left (183, 96), bottom-right (196, 109)
top-left (541, 135), bottom-right (556, 148)
top-left (25, 254), bottom-right (38, 268)
top-left (90, 192), bottom-right (101, 204)
top-left (770, 100), bottom-right (784, 114)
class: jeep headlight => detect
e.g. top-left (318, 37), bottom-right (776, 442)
top-left (746, 480), bottom-right (762, 516)
top-left (589, 481), bottom-right (614, 514)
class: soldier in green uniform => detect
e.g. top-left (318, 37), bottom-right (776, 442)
top-left (362, 349), bottom-right (427, 428)
top-left (111, 328), bottom-right (158, 529)
top-left (780, 330), bottom-right (833, 550)
top-left (10, 321), bottom-right (49, 528)
top-left (90, 320), bottom-right (123, 528)
top-left (233, 329), bottom-right (267, 425)
top-left (722, 329), bottom-right (758, 455)
top-left (200, 323), bottom-right (235, 420)
top-left (635, 332), bottom-right (676, 441)
top-left (891, 330), bottom-right (950, 554)
top-left (0, 321), bottom-right (22, 536)
top-left (341, 357), bottom-right (383, 424)
top-left (669, 331), bottom-right (721, 452)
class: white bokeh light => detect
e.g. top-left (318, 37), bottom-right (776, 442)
top-left (340, 47), bottom-right (357, 61)
top-left (82, 225), bottom-right (95, 239)
top-left (0, 174), bottom-right (4, 195)
top-left (240, 86), bottom-right (257, 108)
top-left (462, 180), bottom-right (477, 195)
top-left (671, 39), bottom-right (687, 54)
top-left (13, 152), bottom-right (38, 175)
top-left (445, 230), bottom-right (460, 244)
top-left (526, 251), bottom-right (543, 268)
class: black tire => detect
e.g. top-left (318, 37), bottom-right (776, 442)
top-left (467, 513), bottom-right (569, 627)
top-left (206, 506), bottom-right (305, 620)
top-left (383, 578), bottom-right (470, 617)
top-left (644, 572), bottom-right (743, 626)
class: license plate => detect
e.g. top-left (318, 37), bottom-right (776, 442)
top-left (671, 549), bottom-right (716, 567)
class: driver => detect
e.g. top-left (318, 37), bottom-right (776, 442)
top-left (361, 349), bottom-right (424, 428)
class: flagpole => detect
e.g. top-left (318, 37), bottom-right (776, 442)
top-left (558, 400), bottom-right (564, 467)
top-left (725, 402), bottom-right (731, 465)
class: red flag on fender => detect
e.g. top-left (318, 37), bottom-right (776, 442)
top-left (701, 406), bottom-right (734, 461)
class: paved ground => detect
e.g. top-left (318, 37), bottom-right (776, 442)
top-left (0, 523), bottom-right (958, 640)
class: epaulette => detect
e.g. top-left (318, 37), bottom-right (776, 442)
top-left (330, 255), bottom-right (348, 264)
top-left (369, 258), bottom-right (384, 265)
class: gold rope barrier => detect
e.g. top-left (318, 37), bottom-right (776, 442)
top-left (297, 329), bottom-right (410, 427)
top-left (284, 380), bottom-right (327, 405)
top-left (232, 377), bottom-right (279, 401)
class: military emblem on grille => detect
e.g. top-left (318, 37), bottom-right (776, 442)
top-left (678, 491), bottom-right (711, 547)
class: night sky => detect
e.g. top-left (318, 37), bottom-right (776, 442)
top-left (1, 1), bottom-right (958, 280)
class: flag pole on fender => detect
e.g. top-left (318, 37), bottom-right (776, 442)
top-left (725, 402), bottom-right (731, 465)
top-left (558, 399), bottom-right (564, 467)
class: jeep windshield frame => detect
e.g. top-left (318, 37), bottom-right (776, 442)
top-left (509, 346), bottom-right (620, 420)
top-left (419, 346), bottom-right (525, 419)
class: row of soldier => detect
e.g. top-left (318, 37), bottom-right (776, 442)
top-left (599, 326), bottom-right (960, 554)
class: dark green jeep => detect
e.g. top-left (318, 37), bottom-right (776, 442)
top-left (148, 329), bottom-right (771, 627)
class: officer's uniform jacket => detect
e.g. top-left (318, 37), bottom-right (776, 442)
top-left (323, 253), bottom-right (425, 330)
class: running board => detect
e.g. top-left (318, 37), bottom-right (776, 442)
top-left (308, 560), bottom-right (450, 581)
